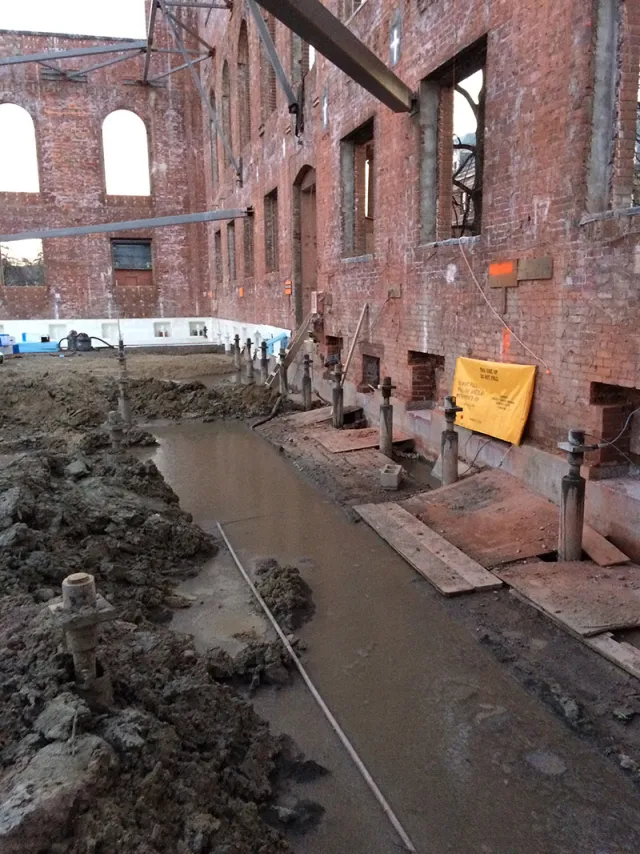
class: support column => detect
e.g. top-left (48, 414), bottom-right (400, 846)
top-left (278, 347), bottom-right (288, 396)
top-left (107, 410), bottom-right (124, 453)
top-left (558, 429), bottom-right (589, 561)
top-left (441, 395), bottom-right (463, 486)
top-left (233, 334), bottom-right (241, 384)
top-left (379, 376), bottom-right (396, 458)
top-left (117, 337), bottom-right (132, 432)
top-left (244, 337), bottom-right (255, 385)
top-left (302, 354), bottom-right (313, 411)
top-left (260, 341), bottom-right (269, 385)
top-left (332, 362), bottom-right (344, 428)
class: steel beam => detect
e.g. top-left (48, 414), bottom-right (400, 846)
top-left (148, 52), bottom-right (210, 83)
top-left (165, 2), bottom-right (229, 7)
top-left (67, 51), bottom-right (145, 80)
top-left (164, 9), bottom-right (215, 53)
top-left (143, 0), bottom-right (160, 83)
top-left (0, 41), bottom-right (148, 68)
top-left (158, 0), bottom-right (241, 178)
top-left (246, 0), bottom-right (297, 111)
top-left (0, 209), bottom-right (248, 243)
top-left (252, 0), bottom-right (413, 112)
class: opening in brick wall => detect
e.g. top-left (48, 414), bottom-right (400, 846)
top-left (419, 37), bottom-right (486, 241)
top-left (221, 60), bottom-right (233, 158)
top-left (0, 103), bottom-right (40, 192)
top-left (111, 239), bottom-right (152, 287)
top-left (209, 90), bottom-right (219, 186)
top-left (264, 188), bottom-right (279, 273)
top-left (214, 229), bottom-right (223, 284)
top-left (261, 14), bottom-right (277, 121)
top-left (324, 335), bottom-right (343, 369)
top-left (362, 354), bottom-right (380, 389)
top-left (408, 350), bottom-right (445, 406)
top-left (244, 214), bottom-right (255, 278)
top-left (341, 118), bottom-right (375, 256)
top-left (227, 221), bottom-right (236, 283)
top-left (0, 239), bottom-right (44, 286)
top-left (237, 21), bottom-right (251, 150)
top-left (589, 382), bottom-right (640, 472)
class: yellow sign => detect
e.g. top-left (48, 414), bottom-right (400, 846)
top-left (451, 357), bottom-right (536, 445)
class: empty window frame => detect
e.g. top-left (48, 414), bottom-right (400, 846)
top-left (260, 13), bottom-right (277, 121)
top-left (238, 21), bottom-right (252, 149)
top-left (0, 239), bottom-right (44, 286)
top-left (102, 110), bottom-right (151, 196)
top-left (264, 188), bottom-right (279, 272)
top-left (0, 104), bottom-right (40, 192)
top-left (419, 37), bottom-right (487, 241)
top-left (244, 214), bottom-right (255, 277)
top-left (111, 239), bottom-right (152, 287)
top-left (214, 229), bottom-right (223, 283)
top-left (408, 351), bottom-right (445, 404)
top-left (341, 118), bottom-right (375, 257)
top-left (227, 221), bottom-right (237, 283)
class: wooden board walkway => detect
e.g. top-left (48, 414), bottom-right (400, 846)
top-left (310, 426), bottom-right (412, 454)
top-left (284, 405), bottom-right (361, 428)
top-left (400, 470), bottom-right (629, 568)
top-left (496, 561), bottom-right (640, 637)
top-left (355, 502), bottom-right (502, 596)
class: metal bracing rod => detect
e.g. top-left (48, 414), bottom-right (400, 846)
top-left (37, 61), bottom-right (76, 80)
top-left (0, 209), bottom-right (248, 243)
top-left (0, 40), bottom-right (148, 68)
top-left (148, 52), bottom-right (210, 83)
top-left (151, 47), bottom-right (208, 55)
top-left (66, 51), bottom-right (145, 80)
top-left (158, 0), bottom-right (240, 177)
top-left (252, 0), bottom-right (413, 112)
top-left (246, 0), bottom-right (297, 111)
top-left (164, 8), bottom-right (215, 53)
top-left (143, 0), bottom-right (160, 83)
top-left (165, 2), bottom-right (229, 7)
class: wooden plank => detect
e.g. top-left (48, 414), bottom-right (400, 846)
top-left (285, 404), bottom-right (362, 428)
top-left (311, 426), bottom-right (412, 454)
top-left (354, 503), bottom-right (474, 596)
top-left (496, 561), bottom-right (640, 637)
top-left (583, 524), bottom-right (630, 567)
top-left (341, 302), bottom-right (368, 386)
top-left (586, 633), bottom-right (640, 680)
top-left (379, 503), bottom-right (503, 591)
top-left (517, 256), bottom-right (553, 281)
top-left (265, 310), bottom-right (313, 387)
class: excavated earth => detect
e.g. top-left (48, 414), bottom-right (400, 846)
top-left (0, 354), bottom-right (314, 854)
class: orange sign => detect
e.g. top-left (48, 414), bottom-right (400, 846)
top-left (238, 287), bottom-right (244, 298)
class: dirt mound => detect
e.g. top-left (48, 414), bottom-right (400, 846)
top-left (0, 597), bottom-right (298, 853)
top-left (0, 450), bottom-right (215, 623)
top-left (255, 559), bottom-right (315, 631)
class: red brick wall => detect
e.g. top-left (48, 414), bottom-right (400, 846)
top-left (202, 0), bottom-right (639, 454)
top-left (0, 13), bottom-right (207, 321)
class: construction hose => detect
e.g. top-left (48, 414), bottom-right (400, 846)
top-left (251, 394), bottom-right (284, 429)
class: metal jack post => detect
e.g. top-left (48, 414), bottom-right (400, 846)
top-left (245, 337), bottom-right (255, 385)
top-left (332, 362), bottom-right (344, 429)
top-left (117, 338), bottom-right (132, 432)
top-left (233, 333), bottom-right (241, 378)
top-left (107, 410), bottom-right (125, 453)
top-left (260, 341), bottom-right (269, 385)
top-left (302, 354), bottom-right (313, 411)
top-left (557, 429), bottom-right (597, 561)
top-left (380, 376), bottom-right (396, 459)
top-left (278, 347), bottom-right (289, 396)
top-left (441, 396), bottom-right (464, 486)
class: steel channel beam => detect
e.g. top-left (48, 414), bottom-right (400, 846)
top-left (165, 2), bottom-right (229, 7)
top-left (143, 0), bottom-right (160, 83)
top-left (164, 9), bottom-right (215, 53)
top-left (0, 209), bottom-right (248, 243)
top-left (158, 0), bottom-right (241, 177)
top-left (67, 51), bottom-right (145, 80)
top-left (148, 52), bottom-right (210, 83)
top-left (252, 0), bottom-right (413, 112)
top-left (0, 40), bottom-right (147, 68)
top-left (246, 0), bottom-right (297, 110)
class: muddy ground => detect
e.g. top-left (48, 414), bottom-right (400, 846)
top-left (258, 415), bottom-right (640, 787)
top-left (0, 352), bottom-right (311, 854)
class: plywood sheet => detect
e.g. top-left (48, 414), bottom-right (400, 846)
top-left (583, 525), bottom-right (630, 567)
top-left (354, 503), bottom-right (474, 596)
top-left (285, 405), bottom-right (363, 428)
top-left (586, 633), bottom-right (640, 680)
top-left (496, 562), bottom-right (640, 637)
top-left (310, 426), bottom-right (412, 454)
top-left (400, 470), bottom-right (558, 567)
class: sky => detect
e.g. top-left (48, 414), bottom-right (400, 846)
top-left (0, 0), bottom-right (146, 38)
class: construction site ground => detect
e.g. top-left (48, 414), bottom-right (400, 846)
top-left (2, 351), bottom-right (640, 853)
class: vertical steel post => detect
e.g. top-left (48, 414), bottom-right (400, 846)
top-left (302, 354), bottom-right (313, 411)
top-left (260, 341), bottom-right (269, 384)
top-left (332, 362), bottom-right (344, 428)
top-left (278, 347), bottom-right (289, 396)
top-left (558, 429), bottom-right (587, 561)
top-left (245, 337), bottom-right (255, 385)
top-left (380, 376), bottom-right (395, 458)
top-left (441, 396), bottom-right (463, 486)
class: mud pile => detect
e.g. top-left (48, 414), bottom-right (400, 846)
top-left (255, 559), bottom-right (315, 631)
top-left (0, 450), bottom-right (215, 623)
top-left (0, 597), bottom-right (297, 854)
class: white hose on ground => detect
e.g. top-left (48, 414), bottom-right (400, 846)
top-left (216, 521), bottom-right (418, 854)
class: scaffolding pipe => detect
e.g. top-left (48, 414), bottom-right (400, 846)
top-left (0, 209), bottom-right (248, 243)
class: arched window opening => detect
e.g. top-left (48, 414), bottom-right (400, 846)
top-left (0, 104), bottom-right (40, 192)
top-left (102, 109), bottom-right (151, 196)
top-left (238, 21), bottom-right (251, 149)
top-left (261, 14), bottom-right (277, 121)
top-left (221, 61), bottom-right (233, 157)
top-left (210, 89), bottom-right (219, 185)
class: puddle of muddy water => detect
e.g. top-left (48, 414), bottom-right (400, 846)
top-left (146, 420), bottom-right (640, 854)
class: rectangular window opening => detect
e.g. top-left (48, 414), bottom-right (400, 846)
top-left (244, 215), bottom-right (255, 278)
top-left (0, 238), bottom-right (44, 286)
top-left (589, 382), bottom-right (640, 472)
top-left (214, 229), bottom-right (223, 284)
top-left (227, 221), bottom-right (236, 283)
top-left (264, 188), bottom-right (279, 273)
top-left (362, 354), bottom-right (380, 389)
top-left (408, 350), bottom-right (445, 407)
top-left (341, 118), bottom-right (375, 257)
top-left (420, 37), bottom-right (487, 241)
top-left (111, 239), bottom-right (153, 287)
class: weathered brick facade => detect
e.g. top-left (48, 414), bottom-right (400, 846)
top-left (201, 0), bottom-right (640, 470)
top-left (0, 13), bottom-right (208, 322)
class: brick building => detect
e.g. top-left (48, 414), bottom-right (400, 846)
top-left (0, 9), bottom-right (210, 343)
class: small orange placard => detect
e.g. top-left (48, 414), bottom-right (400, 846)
top-left (238, 287), bottom-right (244, 298)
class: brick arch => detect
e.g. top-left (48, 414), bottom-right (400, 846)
top-left (101, 109), bottom-right (151, 196)
top-left (0, 102), bottom-right (40, 192)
